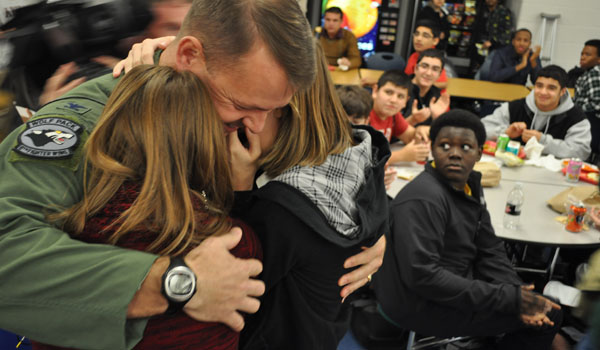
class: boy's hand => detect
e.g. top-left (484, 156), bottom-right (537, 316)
top-left (430, 92), bottom-right (450, 119)
top-left (383, 163), bottom-right (397, 190)
top-left (521, 129), bottom-right (541, 143)
top-left (404, 139), bottom-right (430, 162)
top-left (529, 46), bottom-right (541, 68)
top-left (411, 100), bottom-right (432, 124)
top-left (505, 122), bottom-right (527, 138)
top-left (516, 50), bottom-right (530, 71)
top-left (415, 125), bottom-right (430, 143)
top-left (589, 207), bottom-right (600, 230)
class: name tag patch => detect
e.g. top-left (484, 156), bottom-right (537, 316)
top-left (13, 117), bottom-right (83, 159)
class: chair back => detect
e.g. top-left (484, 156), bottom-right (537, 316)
top-left (366, 52), bottom-right (406, 71)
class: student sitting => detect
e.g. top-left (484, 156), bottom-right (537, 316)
top-left (487, 28), bottom-right (541, 85)
top-left (403, 49), bottom-right (450, 126)
top-left (337, 84), bottom-right (398, 188)
top-left (319, 6), bottom-right (362, 70)
top-left (404, 19), bottom-right (448, 90)
top-left (336, 85), bottom-right (372, 125)
top-left (372, 109), bottom-right (563, 350)
top-left (368, 70), bottom-right (430, 163)
top-left (482, 65), bottom-right (591, 160)
top-left (574, 39), bottom-right (600, 160)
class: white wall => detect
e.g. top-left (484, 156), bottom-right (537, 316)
top-left (507, 0), bottom-right (600, 71)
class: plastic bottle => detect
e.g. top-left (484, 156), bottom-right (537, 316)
top-left (503, 182), bottom-right (524, 229)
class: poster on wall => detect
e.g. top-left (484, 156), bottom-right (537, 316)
top-left (321, 0), bottom-right (381, 59)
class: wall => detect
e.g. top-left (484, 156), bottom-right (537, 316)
top-left (507, 0), bottom-right (600, 72)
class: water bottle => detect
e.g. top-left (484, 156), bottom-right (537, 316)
top-left (503, 182), bottom-right (524, 229)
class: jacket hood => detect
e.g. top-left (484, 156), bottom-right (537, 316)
top-left (255, 126), bottom-right (390, 247)
top-left (525, 89), bottom-right (574, 133)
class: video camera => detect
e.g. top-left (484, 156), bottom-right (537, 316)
top-left (1, 0), bottom-right (152, 108)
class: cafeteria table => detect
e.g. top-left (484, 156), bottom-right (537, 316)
top-left (387, 153), bottom-right (600, 279)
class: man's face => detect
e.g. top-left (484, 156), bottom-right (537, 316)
top-left (324, 12), bottom-right (343, 36)
top-left (534, 76), bottom-right (565, 112)
top-left (512, 31), bottom-right (531, 55)
top-left (485, 0), bottom-right (498, 7)
top-left (432, 0), bottom-right (445, 9)
top-left (146, 1), bottom-right (191, 38)
top-left (432, 126), bottom-right (482, 189)
top-left (580, 45), bottom-right (600, 70)
top-left (372, 82), bottom-right (409, 118)
top-left (414, 56), bottom-right (443, 88)
top-left (194, 43), bottom-right (294, 134)
top-left (413, 26), bottom-right (438, 52)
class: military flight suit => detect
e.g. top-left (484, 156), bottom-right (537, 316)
top-left (0, 73), bottom-right (156, 349)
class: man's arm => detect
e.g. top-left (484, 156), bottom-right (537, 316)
top-left (488, 51), bottom-right (519, 83)
top-left (0, 129), bottom-right (264, 349)
top-left (481, 102), bottom-right (511, 140)
top-left (391, 198), bottom-right (520, 314)
top-left (344, 31), bottom-right (362, 69)
top-left (538, 118), bottom-right (592, 160)
top-left (0, 148), bottom-right (156, 349)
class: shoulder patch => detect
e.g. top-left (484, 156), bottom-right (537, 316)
top-left (13, 117), bottom-right (83, 159)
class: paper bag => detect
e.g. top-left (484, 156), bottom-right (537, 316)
top-left (547, 186), bottom-right (600, 214)
top-left (474, 161), bottom-right (501, 187)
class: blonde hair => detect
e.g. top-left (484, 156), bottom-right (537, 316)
top-left (54, 65), bottom-right (232, 255)
top-left (260, 43), bottom-right (355, 176)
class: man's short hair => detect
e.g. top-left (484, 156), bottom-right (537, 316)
top-left (324, 6), bottom-right (343, 19)
top-left (336, 85), bottom-right (373, 119)
top-left (511, 28), bottom-right (532, 40)
top-left (376, 69), bottom-right (412, 91)
top-left (417, 49), bottom-right (445, 70)
top-left (536, 65), bottom-right (568, 89)
top-left (414, 19), bottom-right (441, 39)
top-left (585, 39), bottom-right (600, 57)
top-left (430, 109), bottom-right (486, 148)
top-left (180, 0), bottom-right (316, 90)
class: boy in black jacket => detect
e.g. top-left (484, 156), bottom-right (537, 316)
top-left (373, 109), bottom-right (562, 350)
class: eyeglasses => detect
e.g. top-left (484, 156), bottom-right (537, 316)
top-left (413, 31), bottom-right (433, 39)
top-left (417, 62), bottom-right (442, 73)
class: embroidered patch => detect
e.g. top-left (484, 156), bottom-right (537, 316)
top-left (57, 102), bottom-right (91, 115)
top-left (13, 117), bottom-right (83, 159)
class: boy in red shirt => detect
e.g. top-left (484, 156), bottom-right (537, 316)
top-left (405, 19), bottom-right (448, 91)
top-left (369, 70), bottom-right (430, 163)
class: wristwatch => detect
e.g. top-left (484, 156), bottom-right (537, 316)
top-left (161, 257), bottom-right (197, 315)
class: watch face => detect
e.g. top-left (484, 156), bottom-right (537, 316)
top-left (165, 266), bottom-right (196, 302)
top-left (168, 273), bottom-right (193, 295)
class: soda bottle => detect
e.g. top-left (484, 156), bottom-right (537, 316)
top-left (503, 182), bottom-right (524, 229)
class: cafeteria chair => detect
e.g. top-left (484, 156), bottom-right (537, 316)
top-left (366, 52), bottom-right (406, 72)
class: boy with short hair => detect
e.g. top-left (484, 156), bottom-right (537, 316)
top-left (482, 65), bottom-right (591, 160)
top-left (373, 110), bottom-right (562, 349)
top-left (487, 28), bottom-right (541, 85)
top-left (404, 49), bottom-right (451, 126)
top-left (404, 20), bottom-right (448, 90)
top-left (336, 84), bottom-right (398, 189)
top-left (574, 39), bottom-right (600, 158)
top-left (336, 85), bottom-right (372, 125)
top-left (369, 70), bottom-right (430, 163)
top-left (319, 6), bottom-right (362, 69)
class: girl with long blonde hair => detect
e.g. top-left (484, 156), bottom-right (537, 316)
top-left (40, 65), bottom-right (261, 350)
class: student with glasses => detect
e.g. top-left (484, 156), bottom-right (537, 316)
top-left (403, 49), bottom-right (451, 127)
